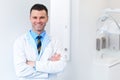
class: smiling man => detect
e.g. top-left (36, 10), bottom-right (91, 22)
top-left (13, 4), bottom-right (67, 80)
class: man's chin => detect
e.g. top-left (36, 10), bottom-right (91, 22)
top-left (37, 29), bottom-right (44, 32)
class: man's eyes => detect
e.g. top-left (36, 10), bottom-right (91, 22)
top-left (33, 17), bottom-right (37, 19)
top-left (33, 16), bottom-right (45, 19)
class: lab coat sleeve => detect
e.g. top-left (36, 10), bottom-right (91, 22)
top-left (13, 38), bottom-right (48, 79)
top-left (36, 60), bottom-right (67, 73)
top-left (35, 39), bottom-right (67, 73)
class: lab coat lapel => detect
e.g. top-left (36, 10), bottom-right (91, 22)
top-left (38, 33), bottom-right (51, 60)
top-left (25, 31), bottom-right (51, 60)
top-left (25, 31), bottom-right (38, 55)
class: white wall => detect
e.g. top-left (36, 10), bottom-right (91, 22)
top-left (0, 0), bottom-right (49, 80)
top-left (70, 0), bottom-right (108, 80)
top-left (107, 0), bottom-right (120, 8)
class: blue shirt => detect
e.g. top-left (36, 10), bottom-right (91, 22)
top-left (30, 30), bottom-right (46, 45)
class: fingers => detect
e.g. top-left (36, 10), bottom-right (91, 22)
top-left (26, 60), bottom-right (35, 67)
top-left (49, 53), bottom-right (61, 61)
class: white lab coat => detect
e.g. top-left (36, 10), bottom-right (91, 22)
top-left (13, 31), bottom-right (67, 80)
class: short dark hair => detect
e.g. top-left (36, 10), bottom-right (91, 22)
top-left (30, 4), bottom-right (48, 15)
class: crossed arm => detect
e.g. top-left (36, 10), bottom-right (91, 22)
top-left (26, 53), bottom-right (61, 67)
top-left (14, 38), bottom-right (67, 78)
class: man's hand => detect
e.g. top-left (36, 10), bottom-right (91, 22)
top-left (26, 53), bottom-right (61, 67)
top-left (49, 53), bottom-right (61, 61)
top-left (26, 60), bottom-right (35, 67)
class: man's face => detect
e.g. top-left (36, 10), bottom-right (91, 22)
top-left (30, 10), bottom-right (48, 34)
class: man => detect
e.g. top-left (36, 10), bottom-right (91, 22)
top-left (13, 4), bottom-right (67, 80)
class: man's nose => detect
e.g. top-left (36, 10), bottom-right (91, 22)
top-left (36, 18), bottom-right (41, 22)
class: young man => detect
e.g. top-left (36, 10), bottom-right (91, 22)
top-left (13, 4), bottom-right (67, 80)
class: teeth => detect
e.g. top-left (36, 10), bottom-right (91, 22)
top-left (36, 24), bottom-right (41, 27)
